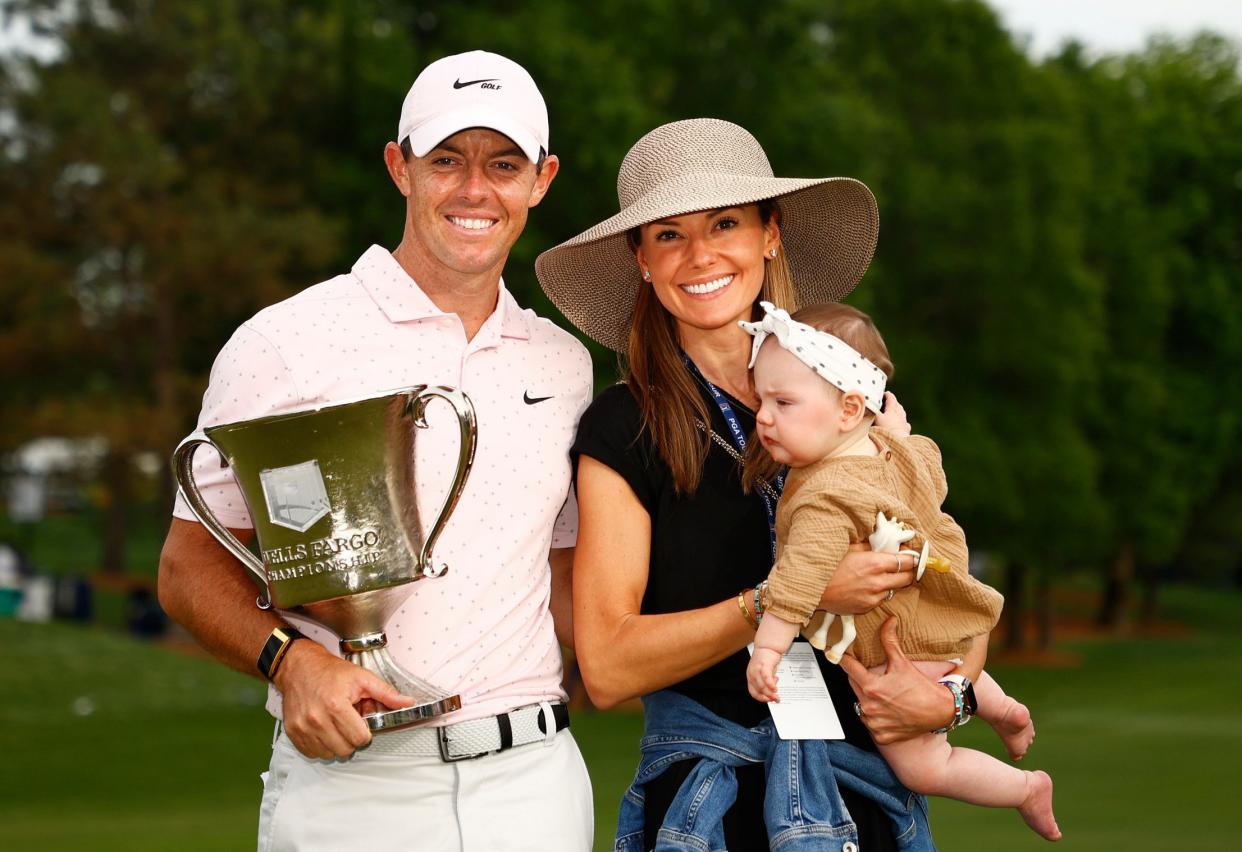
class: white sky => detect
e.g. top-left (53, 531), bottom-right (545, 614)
top-left (986, 0), bottom-right (1242, 57)
top-left (2, 2), bottom-right (1241, 60)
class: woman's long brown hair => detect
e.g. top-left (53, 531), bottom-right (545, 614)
top-left (622, 200), bottom-right (798, 495)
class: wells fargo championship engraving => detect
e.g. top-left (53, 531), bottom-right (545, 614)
top-left (261, 529), bottom-right (386, 582)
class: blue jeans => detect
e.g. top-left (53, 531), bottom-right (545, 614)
top-left (614, 690), bottom-right (934, 852)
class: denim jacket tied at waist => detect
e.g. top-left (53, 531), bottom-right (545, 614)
top-left (614, 689), bottom-right (935, 852)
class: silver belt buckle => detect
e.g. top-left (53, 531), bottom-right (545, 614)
top-left (437, 724), bottom-right (485, 762)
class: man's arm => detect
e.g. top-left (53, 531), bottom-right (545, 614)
top-left (157, 518), bottom-right (416, 759)
top-left (549, 546), bottom-right (573, 649)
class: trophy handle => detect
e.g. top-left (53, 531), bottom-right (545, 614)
top-left (172, 432), bottom-right (274, 610)
top-left (409, 386), bottom-right (478, 579)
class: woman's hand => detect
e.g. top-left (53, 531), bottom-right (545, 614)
top-left (819, 546), bottom-right (916, 614)
top-left (874, 391), bottom-right (910, 437)
top-left (839, 618), bottom-right (955, 744)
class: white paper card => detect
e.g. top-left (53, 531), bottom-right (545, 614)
top-left (747, 641), bottom-right (845, 740)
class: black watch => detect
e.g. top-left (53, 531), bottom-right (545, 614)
top-left (959, 675), bottom-right (978, 717)
top-left (257, 625), bottom-right (305, 681)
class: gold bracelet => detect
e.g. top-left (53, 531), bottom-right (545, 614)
top-left (737, 589), bottom-right (759, 629)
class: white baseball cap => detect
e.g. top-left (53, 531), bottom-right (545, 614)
top-left (398, 50), bottom-right (549, 163)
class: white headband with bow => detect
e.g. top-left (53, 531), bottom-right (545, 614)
top-left (739, 301), bottom-right (887, 413)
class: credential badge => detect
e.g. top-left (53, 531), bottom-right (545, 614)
top-left (260, 460), bottom-right (331, 532)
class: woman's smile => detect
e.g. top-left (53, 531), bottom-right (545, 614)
top-left (679, 273), bottom-right (735, 298)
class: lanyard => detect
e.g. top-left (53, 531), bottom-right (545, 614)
top-left (680, 352), bottom-right (785, 561)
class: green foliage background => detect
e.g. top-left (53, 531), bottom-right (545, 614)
top-left (2, 2), bottom-right (1242, 848)
top-left (0, 3), bottom-right (1239, 625)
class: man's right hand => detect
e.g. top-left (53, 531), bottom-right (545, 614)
top-left (159, 520), bottom-right (422, 761)
top-left (273, 641), bottom-right (420, 760)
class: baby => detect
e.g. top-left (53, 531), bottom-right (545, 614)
top-left (741, 301), bottom-right (1061, 842)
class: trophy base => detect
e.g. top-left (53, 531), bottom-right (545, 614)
top-left (346, 636), bottom-right (462, 733)
top-left (364, 693), bottom-right (463, 732)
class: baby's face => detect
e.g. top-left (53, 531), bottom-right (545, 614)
top-left (752, 339), bottom-right (846, 468)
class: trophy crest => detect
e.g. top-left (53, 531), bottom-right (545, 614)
top-left (260, 461), bottom-right (331, 532)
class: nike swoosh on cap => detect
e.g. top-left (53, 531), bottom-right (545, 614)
top-left (453, 78), bottom-right (500, 89)
top-left (523, 392), bottom-right (553, 405)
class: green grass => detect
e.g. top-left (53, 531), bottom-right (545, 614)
top-left (3, 583), bottom-right (1240, 850)
top-left (0, 621), bottom-right (272, 851)
top-left (927, 624), bottom-right (1242, 849)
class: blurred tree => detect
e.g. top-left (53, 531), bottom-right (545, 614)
top-left (1053, 35), bottom-right (1242, 629)
top-left (0, 0), bottom-right (1237, 612)
top-left (1169, 447), bottom-right (1242, 588)
top-left (818, 0), bottom-right (1107, 649)
top-left (0, 0), bottom-right (344, 570)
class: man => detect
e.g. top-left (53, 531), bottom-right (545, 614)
top-left (158, 51), bottom-right (594, 851)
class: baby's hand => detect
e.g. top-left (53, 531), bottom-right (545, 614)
top-left (747, 647), bottom-right (784, 703)
top-left (875, 391), bottom-right (911, 437)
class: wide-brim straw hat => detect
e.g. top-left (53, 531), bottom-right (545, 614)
top-left (535, 118), bottom-right (879, 352)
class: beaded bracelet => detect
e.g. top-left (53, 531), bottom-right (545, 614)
top-left (753, 580), bottom-right (768, 625)
top-left (931, 677), bottom-right (973, 733)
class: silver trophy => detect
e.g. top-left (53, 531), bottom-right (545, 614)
top-left (173, 386), bottom-right (476, 731)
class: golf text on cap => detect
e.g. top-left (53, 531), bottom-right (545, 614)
top-left (454, 78), bottom-right (501, 90)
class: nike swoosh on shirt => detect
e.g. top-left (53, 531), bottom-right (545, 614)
top-left (523, 392), bottom-right (553, 405)
top-left (453, 78), bottom-right (500, 89)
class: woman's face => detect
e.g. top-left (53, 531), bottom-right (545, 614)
top-left (635, 205), bottom-right (779, 338)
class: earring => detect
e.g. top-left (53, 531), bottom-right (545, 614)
top-left (642, 269), bottom-right (651, 281)
top-left (768, 248), bottom-right (778, 259)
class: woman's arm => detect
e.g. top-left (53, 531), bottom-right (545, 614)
top-left (548, 546), bottom-right (574, 649)
top-left (572, 455), bottom-right (757, 709)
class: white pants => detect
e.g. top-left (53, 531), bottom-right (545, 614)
top-left (257, 728), bottom-right (594, 852)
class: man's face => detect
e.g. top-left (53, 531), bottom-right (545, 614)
top-left (390, 128), bottom-right (558, 281)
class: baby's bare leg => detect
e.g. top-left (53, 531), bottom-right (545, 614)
top-left (976, 670), bottom-right (1036, 760)
top-left (878, 734), bottom-right (1061, 841)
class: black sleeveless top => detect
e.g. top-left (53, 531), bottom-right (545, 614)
top-left (573, 382), bottom-right (899, 851)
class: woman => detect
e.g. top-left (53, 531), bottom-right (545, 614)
top-left (536, 119), bottom-right (961, 849)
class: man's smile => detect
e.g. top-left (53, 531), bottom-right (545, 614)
top-left (446, 215), bottom-right (499, 232)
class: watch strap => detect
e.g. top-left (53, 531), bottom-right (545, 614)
top-left (258, 626), bottom-right (305, 681)
top-left (933, 674), bottom-right (976, 733)
top-left (960, 676), bottom-right (978, 717)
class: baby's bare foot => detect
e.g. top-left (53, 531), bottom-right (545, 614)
top-left (1019, 770), bottom-right (1062, 842)
top-left (994, 700), bottom-right (1035, 760)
